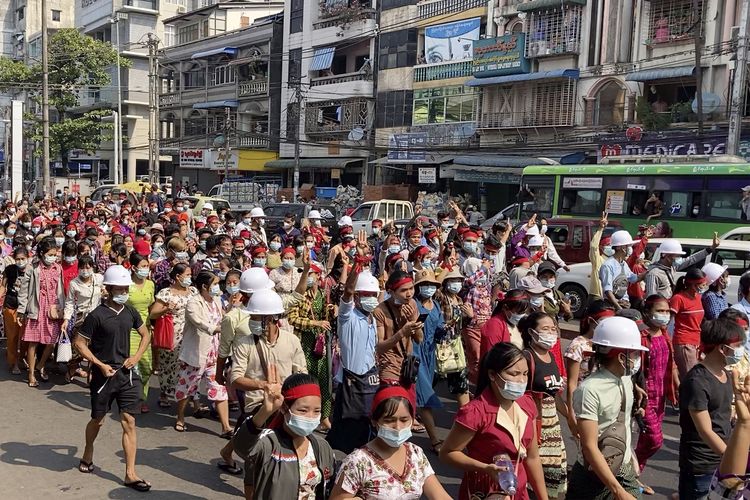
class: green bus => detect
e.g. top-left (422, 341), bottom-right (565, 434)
top-left (519, 163), bottom-right (750, 238)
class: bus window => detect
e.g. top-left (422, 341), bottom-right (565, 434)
top-left (546, 225), bottom-right (569, 245)
top-left (706, 192), bottom-right (742, 220)
top-left (662, 192), bottom-right (692, 218)
top-left (560, 189), bottom-right (602, 215)
top-left (571, 226), bottom-right (583, 248)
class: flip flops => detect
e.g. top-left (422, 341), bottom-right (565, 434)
top-left (173, 422), bottom-right (187, 432)
top-left (124, 479), bottom-right (151, 492)
top-left (217, 462), bottom-right (243, 475)
top-left (78, 460), bottom-right (95, 473)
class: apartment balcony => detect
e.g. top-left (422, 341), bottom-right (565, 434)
top-left (238, 135), bottom-right (270, 149)
top-left (414, 60), bottom-right (474, 83)
top-left (312, 9), bottom-right (377, 47)
top-left (238, 78), bottom-right (268, 98)
top-left (478, 110), bottom-right (574, 129)
top-left (305, 98), bottom-right (371, 139)
top-left (308, 71), bottom-right (373, 101)
top-left (159, 92), bottom-right (180, 107)
top-left (417, 0), bottom-right (487, 20)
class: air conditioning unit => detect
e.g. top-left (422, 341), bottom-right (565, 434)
top-left (177, 5), bottom-right (187, 13)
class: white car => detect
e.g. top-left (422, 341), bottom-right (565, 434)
top-left (721, 227), bottom-right (750, 241)
top-left (556, 238), bottom-right (750, 317)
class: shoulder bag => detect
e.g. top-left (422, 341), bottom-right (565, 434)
top-left (585, 383), bottom-right (628, 475)
top-left (152, 313), bottom-right (175, 350)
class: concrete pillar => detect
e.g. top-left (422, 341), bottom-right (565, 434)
top-left (127, 152), bottom-right (136, 183)
top-left (583, 96), bottom-right (596, 126)
top-left (626, 92), bottom-right (636, 123)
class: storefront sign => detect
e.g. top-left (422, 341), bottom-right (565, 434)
top-left (453, 170), bottom-right (521, 184)
top-left (562, 177), bottom-right (603, 189)
top-left (180, 149), bottom-right (204, 168)
top-left (424, 18), bottom-right (481, 64)
top-left (418, 167), bottom-right (436, 184)
top-left (207, 150), bottom-right (238, 170)
top-left (472, 34), bottom-right (530, 78)
top-left (597, 133), bottom-right (750, 162)
top-left (387, 133), bottom-right (427, 162)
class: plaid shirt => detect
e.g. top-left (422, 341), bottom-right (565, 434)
top-left (701, 289), bottom-right (728, 320)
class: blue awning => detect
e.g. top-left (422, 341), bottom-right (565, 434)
top-left (191, 47), bottom-right (238, 59)
top-left (467, 69), bottom-right (579, 87)
top-left (625, 65), bottom-right (695, 82)
top-left (193, 100), bottom-right (239, 110)
top-left (309, 47), bottom-right (336, 71)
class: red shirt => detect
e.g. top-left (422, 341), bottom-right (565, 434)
top-left (669, 291), bottom-right (704, 345)
top-left (61, 262), bottom-right (78, 294)
top-left (455, 389), bottom-right (537, 500)
top-left (480, 315), bottom-right (511, 360)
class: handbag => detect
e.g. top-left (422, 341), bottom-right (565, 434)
top-left (152, 313), bottom-right (175, 350)
top-left (585, 383), bottom-right (628, 475)
top-left (56, 331), bottom-right (72, 363)
top-left (436, 334), bottom-right (466, 375)
top-left (313, 332), bottom-right (326, 358)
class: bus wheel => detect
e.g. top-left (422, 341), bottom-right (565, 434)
top-left (560, 283), bottom-right (587, 319)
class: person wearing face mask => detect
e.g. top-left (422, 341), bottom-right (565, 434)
top-left (18, 236), bottom-right (65, 387)
top-left (462, 257), bottom-right (495, 384)
top-left (670, 268), bottom-right (708, 379)
top-left (518, 312), bottom-right (568, 499)
top-left (367, 218), bottom-right (385, 265)
top-left (173, 271), bottom-right (232, 436)
top-left (331, 386), bottom-right (452, 500)
top-left (459, 230), bottom-right (480, 267)
top-left (124, 253), bottom-right (155, 409)
top-left (599, 230), bottom-right (643, 311)
top-left (149, 263), bottom-right (198, 408)
top-left (152, 237), bottom-right (189, 291)
top-left (233, 373), bottom-right (334, 500)
top-left (568, 317), bottom-right (648, 499)
top-left (276, 213), bottom-right (301, 247)
top-left (409, 245), bottom-right (433, 272)
top-left (589, 212), bottom-right (611, 301)
top-left (265, 234), bottom-right (283, 269)
top-left (518, 276), bottom-right (549, 314)
top-left (270, 246), bottom-right (301, 295)
top-left (536, 262), bottom-right (573, 322)
top-left (248, 206), bottom-right (268, 246)
top-left (678, 317), bottom-right (744, 500)
top-left (288, 262), bottom-right (334, 432)
top-left (410, 268), bottom-right (446, 452)
top-left (0, 246), bottom-right (29, 374)
top-left (702, 262), bottom-right (730, 320)
top-left (630, 296), bottom-right (677, 494)
top-left (220, 269), bottom-right (243, 312)
top-left (377, 234), bottom-right (403, 279)
top-left (327, 243), bottom-right (382, 453)
top-left (73, 265), bottom-right (152, 491)
top-left (480, 290), bottom-right (532, 361)
top-left (440, 342), bottom-right (549, 500)
top-left (150, 234), bottom-right (166, 262)
top-left (60, 239), bottom-right (79, 293)
top-left (645, 237), bottom-right (718, 300)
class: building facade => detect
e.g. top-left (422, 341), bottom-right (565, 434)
top-left (158, 2), bottom-right (284, 192)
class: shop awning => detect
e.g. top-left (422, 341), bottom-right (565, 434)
top-left (453, 155), bottom-right (548, 168)
top-left (625, 65), bottom-right (696, 82)
top-left (517, 0), bottom-right (586, 11)
top-left (264, 158), bottom-right (363, 170)
top-left (309, 47), bottom-right (336, 71)
top-left (369, 154), bottom-right (454, 165)
top-left (193, 100), bottom-right (239, 109)
top-left (191, 47), bottom-right (238, 59)
top-left (467, 69), bottom-right (579, 87)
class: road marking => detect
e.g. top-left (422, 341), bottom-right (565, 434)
top-left (663, 433), bottom-right (679, 442)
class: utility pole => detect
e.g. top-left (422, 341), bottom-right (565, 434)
top-left (223, 105), bottom-right (231, 181)
top-left (41, 0), bottom-right (50, 197)
top-left (693, 0), bottom-right (704, 135)
top-left (111, 9), bottom-right (124, 184)
top-left (728, 0), bottom-right (750, 155)
top-left (146, 33), bottom-right (159, 185)
top-left (292, 81), bottom-right (301, 201)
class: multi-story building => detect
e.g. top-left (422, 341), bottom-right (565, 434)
top-left (373, 0), bottom-right (750, 213)
top-left (275, 0), bottom-right (378, 188)
top-left (158, 1), bottom-right (284, 192)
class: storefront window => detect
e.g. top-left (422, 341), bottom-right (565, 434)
top-left (413, 86), bottom-right (475, 125)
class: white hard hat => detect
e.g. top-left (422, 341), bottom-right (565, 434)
top-left (203, 202), bottom-right (214, 211)
top-left (702, 262), bottom-right (728, 285)
top-left (528, 235), bottom-right (544, 247)
top-left (338, 215), bottom-right (353, 227)
top-left (239, 268), bottom-right (274, 294)
top-left (102, 265), bottom-right (133, 286)
top-left (308, 210), bottom-right (322, 220)
top-left (250, 207), bottom-right (265, 218)
top-left (610, 230), bottom-right (635, 247)
top-left (354, 272), bottom-right (380, 293)
top-left (245, 289), bottom-right (285, 315)
top-left (592, 317), bottom-right (649, 351)
top-left (526, 225), bottom-right (540, 236)
top-left (658, 239), bottom-right (685, 256)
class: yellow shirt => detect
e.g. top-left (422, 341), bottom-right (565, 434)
top-left (589, 228), bottom-right (604, 299)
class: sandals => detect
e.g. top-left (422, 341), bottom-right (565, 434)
top-left (28, 380), bottom-right (39, 388)
top-left (219, 430), bottom-right (233, 440)
top-left (39, 369), bottom-right (49, 382)
top-left (193, 406), bottom-right (211, 419)
top-left (217, 461), bottom-right (243, 475)
top-left (173, 422), bottom-right (187, 432)
top-left (430, 440), bottom-right (443, 454)
top-left (124, 479), bottom-right (151, 492)
top-left (78, 460), bottom-right (95, 473)
top-left (638, 481), bottom-right (655, 496)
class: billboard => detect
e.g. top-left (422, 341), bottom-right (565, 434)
top-left (387, 133), bottom-right (427, 162)
top-left (180, 149), bottom-right (204, 168)
top-left (424, 18), bottom-right (481, 64)
top-left (473, 34), bottom-right (530, 78)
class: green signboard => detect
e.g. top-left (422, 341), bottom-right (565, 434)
top-left (472, 34), bottom-right (531, 78)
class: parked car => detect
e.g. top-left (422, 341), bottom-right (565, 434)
top-left (350, 200), bottom-right (415, 236)
top-left (262, 203), bottom-right (336, 236)
top-left (89, 186), bottom-right (139, 207)
top-left (557, 238), bottom-right (750, 318)
top-left (721, 227), bottom-right (750, 241)
top-left (184, 196), bottom-right (231, 216)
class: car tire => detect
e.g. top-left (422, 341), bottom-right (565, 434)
top-left (559, 283), bottom-right (588, 319)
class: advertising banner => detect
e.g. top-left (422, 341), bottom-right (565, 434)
top-left (424, 18), bottom-right (481, 63)
top-left (473, 34), bottom-right (530, 77)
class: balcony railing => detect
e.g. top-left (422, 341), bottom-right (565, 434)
top-left (238, 135), bottom-right (270, 148)
top-left (313, 8), bottom-right (376, 30)
top-left (417, 0), bottom-right (487, 19)
top-left (159, 93), bottom-right (180, 107)
top-left (238, 79), bottom-right (268, 97)
top-left (310, 71), bottom-right (371, 87)
top-left (478, 110), bottom-right (574, 129)
top-left (413, 60), bottom-right (473, 82)
top-left (305, 98), bottom-right (370, 137)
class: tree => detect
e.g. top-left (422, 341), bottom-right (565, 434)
top-left (0, 28), bottom-right (129, 173)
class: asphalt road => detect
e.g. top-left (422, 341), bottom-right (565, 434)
top-left (0, 337), bottom-right (680, 499)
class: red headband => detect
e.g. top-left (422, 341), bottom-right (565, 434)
top-left (463, 231), bottom-right (479, 240)
top-left (388, 277), bottom-right (413, 291)
top-left (283, 383), bottom-right (321, 402)
top-left (281, 247), bottom-right (296, 257)
top-left (701, 336), bottom-right (743, 354)
top-left (686, 278), bottom-right (707, 284)
top-left (737, 319), bottom-right (749, 329)
top-left (371, 386), bottom-right (414, 417)
top-left (590, 309), bottom-right (616, 320)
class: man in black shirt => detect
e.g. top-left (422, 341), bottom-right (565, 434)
top-left (679, 317), bottom-right (744, 500)
top-left (74, 265), bottom-right (152, 492)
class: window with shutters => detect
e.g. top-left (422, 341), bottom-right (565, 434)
top-left (478, 79), bottom-right (577, 128)
top-left (647, 0), bottom-right (704, 44)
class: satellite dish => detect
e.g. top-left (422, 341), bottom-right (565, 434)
top-left (692, 92), bottom-right (721, 114)
top-left (212, 134), bottom-right (226, 148)
top-left (348, 127), bottom-right (365, 141)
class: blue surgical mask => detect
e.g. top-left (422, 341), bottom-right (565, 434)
top-left (269, 241), bottom-right (282, 252)
top-left (495, 377), bottom-right (526, 401)
top-left (306, 276), bottom-right (315, 288)
top-left (723, 345), bottom-right (744, 366)
top-left (253, 258), bottom-right (267, 267)
top-left (218, 271), bottom-right (227, 280)
top-left (136, 268), bottom-right (149, 279)
top-left (226, 285), bottom-right (240, 295)
top-left (282, 259), bottom-right (296, 270)
top-left (112, 293), bottom-right (129, 305)
top-left (672, 257), bottom-right (685, 268)
top-left (180, 277), bottom-right (192, 288)
top-left (446, 281), bottom-right (463, 294)
top-left (530, 296), bottom-right (544, 307)
top-left (508, 312), bottom-right (526, 325)
top-left (378, 425), bottom-right (412, 448)
top-left (419, 285), bottom-right (436, 299)
top-left (651, 313), bottom-right (670, 326)
top-left (285, 411), bottom-right (320, 437)
top-left (388, 245), bottom-right (401, 255)
top-left (463, 241), bottom-right (477, 254)
top-left (7, 228), bottom-right (15, 236)
top-left (210, 284), bottom-right (222, 296)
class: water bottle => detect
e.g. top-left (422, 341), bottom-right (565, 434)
top-left (494, 453), bottom-right (517, 495)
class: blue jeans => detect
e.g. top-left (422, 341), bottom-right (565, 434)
top-left (678, 470), bottom-right (713, 500)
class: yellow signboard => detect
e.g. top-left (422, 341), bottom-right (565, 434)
top-left (238, 150), bottom-right (279, 171)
